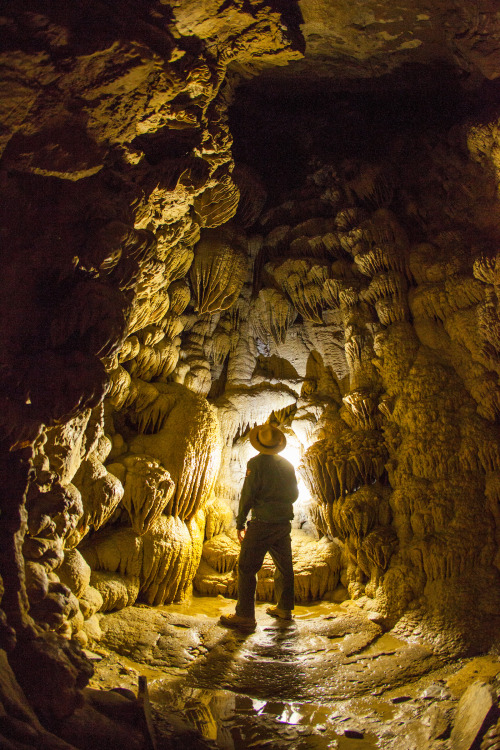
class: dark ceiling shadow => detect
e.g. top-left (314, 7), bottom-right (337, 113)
top-left (252, 354), bottom-right (300, 382)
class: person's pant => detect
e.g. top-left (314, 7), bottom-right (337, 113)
top-left (235, 520), bottom-right (294, 619)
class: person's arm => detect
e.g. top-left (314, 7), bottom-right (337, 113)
top-left (235, 463), bottom-right (257, 534)
top-left (290, 468), bottom-right (299, 503)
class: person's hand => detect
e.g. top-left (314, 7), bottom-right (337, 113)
top-left (237, 528), bottom-right (245, 543)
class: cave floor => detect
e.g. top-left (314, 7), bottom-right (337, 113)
top-left (88, 596), bottom-right (500, 749)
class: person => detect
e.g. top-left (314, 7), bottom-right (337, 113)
top-left (220, 424), bottom-right (298, 632)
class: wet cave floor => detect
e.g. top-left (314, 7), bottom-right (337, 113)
top-left (88, 597), bottom-right (500, 749)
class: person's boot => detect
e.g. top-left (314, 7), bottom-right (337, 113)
top-left (219, 613), bottom-right (256, 631)
top-left (266, 606), bottom-right (292, 620)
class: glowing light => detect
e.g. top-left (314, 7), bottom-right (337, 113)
top-left (281, 444), bottom-right (301, 467)
top-left (281, 439), bottom-right (311, 509)
top-left (251, 698), bottom-right (267, 713)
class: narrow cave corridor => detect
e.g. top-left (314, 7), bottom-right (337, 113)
top-left (1, 2), bottom-right (500, 749)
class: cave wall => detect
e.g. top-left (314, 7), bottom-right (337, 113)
top-left (1, 0), bottom-right (500, 745)
top-left (0, 0), bottom-right (303, 741)
top-left (190, 105), bottom-right (500, 653)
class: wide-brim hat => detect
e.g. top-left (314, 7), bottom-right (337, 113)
top-left (249, 424), bottom-right (286, 455)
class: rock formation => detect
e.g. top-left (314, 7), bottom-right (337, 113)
top-left (1, 0), bottom-right (500, 747)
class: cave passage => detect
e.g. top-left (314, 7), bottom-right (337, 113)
top-left (1, 1), bottom-right (500, 749)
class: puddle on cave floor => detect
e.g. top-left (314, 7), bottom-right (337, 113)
top-left (148, 684), bottom-right (381, 749)
top-left (158, 593), bottom-right (348, 621)
top-left (91, 595), bottom-right (460, 749)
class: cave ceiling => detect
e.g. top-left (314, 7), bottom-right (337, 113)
top-left (221, 0), bottom-right (500, 93)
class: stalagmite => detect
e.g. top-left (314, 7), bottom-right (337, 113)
top-left (141, 515), bottom-right (200, 605)
top-left (81, 515), bottom-right (199, 607)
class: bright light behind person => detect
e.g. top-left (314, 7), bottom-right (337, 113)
top-left (280, 438), bottom-right (312, 516)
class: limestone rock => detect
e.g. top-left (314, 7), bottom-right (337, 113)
top-left (128, 382), bottom-right (222, 521)
top-left (195, 530), bottom-right (343, 602)
top-left (57, 700), bottom-right (146, 750)
top-left (450, 682), bottom-right (499, 750)
top-left (422, 702), bottom-right (453, 741)
top-left (190, 227), bottom-right (248, 315)
top-left (83, 614), bottom-right (103, 643)
top-left (481, 720), bottom-right (500, 750)
top-left (108, 454), bottom-right (175, 536)
top-left (57, 549), bottom-right (91, 598)
top-left (79, 586), bottom-right (104, 620)
top-left (90, 570), bottom-right (141, 613)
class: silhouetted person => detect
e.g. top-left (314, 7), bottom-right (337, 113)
top-left (220, 424), bottom-right (298, 632)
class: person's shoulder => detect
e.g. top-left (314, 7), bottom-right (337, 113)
top-left (247, 454), bottom-right (261, 467)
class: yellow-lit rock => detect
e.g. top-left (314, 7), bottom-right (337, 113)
top-left (107, 454), bottom-right (175, 536)
top-left (190, 228), bottom-right (248, 315)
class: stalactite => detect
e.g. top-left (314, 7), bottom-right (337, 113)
top-left (265, 258), bottom-right (330, 323)
top-left (202, 534), bottom-right (240, 574)
top-left (204, 495), bottom-right (233, 539)
top-left (477, 286), bottom-right (500, 362)
top-left (233, 163), bottom-right (267, 227)
top-left (168, 279), bottom-right (191, 316)
top-left (67, 449), bottom-right (124, 548)
top-left (249, 288), bottom-right (298, 345)
top-left (216, 384), bottom-right (296, 443)
top-left (127, 336), bottom-right (180, 381)
top-left (107, 455), bottom-right (175, 536)
top-left (190, 227), bottom-right (248, 314)
top-left (342, 389), bottom-right (380, 429)
top-left (206, 327), bottom-right (232, 365)
top-left (346, 162), bottom-right (395, 208)
top-left (301, 430), bottom-right (388, 507)
top-left (81, 514), bottom-right (201, 608)
top-left (127, 383), bottom-right (222, 521)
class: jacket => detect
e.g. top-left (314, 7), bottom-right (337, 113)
top-left (235, 453), bottom-right (299, 530)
